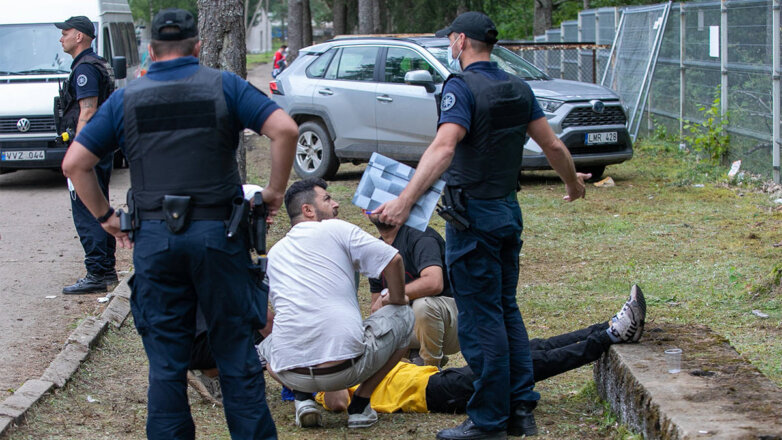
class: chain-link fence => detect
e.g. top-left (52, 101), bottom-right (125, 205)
top-left (499, 42), bottom-right (608, 83)
top-left (505, 0), bottom-right (781, 182)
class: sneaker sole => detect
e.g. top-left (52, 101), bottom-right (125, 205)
top-left (347, 418), bottom-right (378, 429)
top-left (630, 285), bottom-right (646, 343)
top-left (296, 410), bottom-right (322, 428)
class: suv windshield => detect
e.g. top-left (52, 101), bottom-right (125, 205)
top-left (426, 45), bottom-right (548, 81)
top-left (0, 23), bottom-right (78, 74)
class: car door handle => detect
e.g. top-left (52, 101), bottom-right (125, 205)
top-left (376, 95), bottom-right (393, 102)
top-left (318, 89), bottom-right (334, 95)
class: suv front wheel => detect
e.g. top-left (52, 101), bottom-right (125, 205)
top-left (293, 121), bottom-right (340, 180)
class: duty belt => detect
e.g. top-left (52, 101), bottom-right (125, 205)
top-left (287, 355), bottom-right (362, 376)
top-left (138, 205), bottom-right (231, 221)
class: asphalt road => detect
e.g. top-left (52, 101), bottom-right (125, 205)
top-left (0, 167), bottom-right (132, 398)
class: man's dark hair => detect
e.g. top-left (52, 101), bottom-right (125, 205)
top-left (468, 37), bottom-right (493, 54)
top-left (150, 35), bottom-right (199, 57)
top-left (280, 44), bottom-right (288, 49)
top-left (284, 178), bottom-right (328, 221)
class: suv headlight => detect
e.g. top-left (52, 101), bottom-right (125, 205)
top-left (537, 98), bottom-right (564, 113)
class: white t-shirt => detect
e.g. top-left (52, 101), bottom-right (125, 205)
top-left (265, 219), bottom-right (398, 372)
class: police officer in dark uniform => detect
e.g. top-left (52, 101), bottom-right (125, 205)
top-left (55, 16), bottom-right (118, 294)
top-left (62, 8), bottom-right (298, 439)
top-left (375, 12), bottom-right (589, 440)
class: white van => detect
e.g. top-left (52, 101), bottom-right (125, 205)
top-left (0, 0), bottom-right (139, 173)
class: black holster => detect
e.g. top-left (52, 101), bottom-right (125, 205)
top-left (249, 192), bottom-right (269, 279)
top-left (117, 188), bottom-right (139, 242)
top-left (162, 195), bottom-right (192, 234)
top-left (437, 186), bottom-right (470, 231)
top-left (225, 196), bottom-right (249, 240)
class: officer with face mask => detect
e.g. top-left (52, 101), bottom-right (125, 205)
top-left (374, 11), bottom-right (590, 440)
top-left (55, 16), bottom-right (117, 294)
top-left (62, 8), bottom-right (298, 439)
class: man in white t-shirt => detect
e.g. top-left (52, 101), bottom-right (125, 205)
top-left (257, 178), bottom-right (414, 430)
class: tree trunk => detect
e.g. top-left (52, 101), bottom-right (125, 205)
top-left (333, 0), bottom-right (347, 35)
top-left (288, 0), bottom-right (303, 60)
top-left (358, 0), bottom-right (372, 34)
top-left (583, 0), bottom-right (590, 10)
top-left (197, 0), bottom-right (249, 182)
top-left (303, 0), bottom-right (313, 46)
top-left (371, 0), bottom-right (381, 33)
top-left (533, 0), bottom-right (552, 36)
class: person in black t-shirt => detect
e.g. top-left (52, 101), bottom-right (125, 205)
top-left (368, 216), bottom-right (459, 368)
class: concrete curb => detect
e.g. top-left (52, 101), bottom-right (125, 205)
top-left (0, 273), bottom-right (134, 437)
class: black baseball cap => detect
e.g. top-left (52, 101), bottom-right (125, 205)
top-left (435, 11), bottom-right (498, 44)
top-left (55, 16), bottom-right (96, 39)
top-left (152, 8), bottom-right (198, 41)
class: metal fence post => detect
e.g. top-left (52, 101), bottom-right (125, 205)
top-left (773, 0), bottom-right (781, 183)
top-left (720, 0), bottom-right (728, 120)
top-left (679, 2), bottom-right (686, 140)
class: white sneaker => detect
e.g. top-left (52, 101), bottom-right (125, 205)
top-left (294, 399), bottom-right (322, 428)
top-left (609, 285), bottom-right (646, 343)
top-left (347, 402), bottom-right (378, 429)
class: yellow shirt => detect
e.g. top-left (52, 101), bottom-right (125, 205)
top-left (315, 362), bottom-right (439, 413)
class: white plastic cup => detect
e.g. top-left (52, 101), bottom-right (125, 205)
top-left (665, 348), bottom-right (682, 374)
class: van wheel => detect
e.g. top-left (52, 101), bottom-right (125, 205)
top-left (293, 121), bottom-right (339, 180)
top-left (579, 165), bottom-right (605, 181)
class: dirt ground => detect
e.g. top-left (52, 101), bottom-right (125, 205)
top-left (0, 168), bottom-right (133, 399)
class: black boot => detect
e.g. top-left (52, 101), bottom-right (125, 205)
top-left (437, 418), bottom-right (507, 440)
top-left (508, 401), bottom-right (538, 437)
top-left (62, 273), bottom-right (108, 294)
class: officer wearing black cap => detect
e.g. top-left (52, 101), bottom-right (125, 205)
top-left (374, 11), bottom-right (589, 440)
top-left (62, 8), bottom-right (298, 439)
top-left (55, 16), bottom-right (117, 294)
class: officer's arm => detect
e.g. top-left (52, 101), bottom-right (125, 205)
top-left (258, 109), bottom-right (298, 217)
top-left (76, 96), bottom-right (99, 137)
top-left (527, 117), bottom-right (588, 202)
top-left (375, 123), bottom-right (466, 226)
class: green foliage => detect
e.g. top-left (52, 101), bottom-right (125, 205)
top-left (129, 0), bottom-right (198, 24)
top-left (682, 91), bottom-right (730, 164)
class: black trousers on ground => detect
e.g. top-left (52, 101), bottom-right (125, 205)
top-left (426, 322), bottom-right (612, 413)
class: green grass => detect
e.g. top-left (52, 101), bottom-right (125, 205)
top-left (6, 136), bottom-right (781, 439)
top-left (246, 52), bottom-right (274, 70)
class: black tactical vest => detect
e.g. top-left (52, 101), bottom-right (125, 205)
top-left (123, 66), bottom-right (240, 211)
top-left (442, 69), bottom-right (533, 199)
top-left (57, 51), bottom-right (115, 134)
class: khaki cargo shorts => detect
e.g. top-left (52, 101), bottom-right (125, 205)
top-left (258, 304), bottom-right (414, 393)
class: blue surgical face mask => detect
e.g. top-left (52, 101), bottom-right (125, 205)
top-left (448, 36), bottom-right (463, 72)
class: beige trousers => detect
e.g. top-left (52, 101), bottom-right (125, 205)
top-left (408, 296), bottom-right (460, 366)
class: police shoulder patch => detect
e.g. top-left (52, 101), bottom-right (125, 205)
top-left (76, 74), bottom-right (88, 87)
top-left (441, 92), bottom-right (456, 112)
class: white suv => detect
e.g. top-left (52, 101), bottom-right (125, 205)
top-left (271, 36), bottom-right (632, 180)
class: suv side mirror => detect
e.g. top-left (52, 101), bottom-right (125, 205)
top-left (112, 56), bottom-right (127, 80)
top-left (404, 70), bottom-right (435, 93)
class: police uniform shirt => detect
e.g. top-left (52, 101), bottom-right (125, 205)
top-left (368, 225), bottom-right (452, 298)
top-left (438, 61), bottom-right (545, 132)
top-left (69, 48), bottom-right (102, 101)
top-left (76, 56), bottom-right (280, 158)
